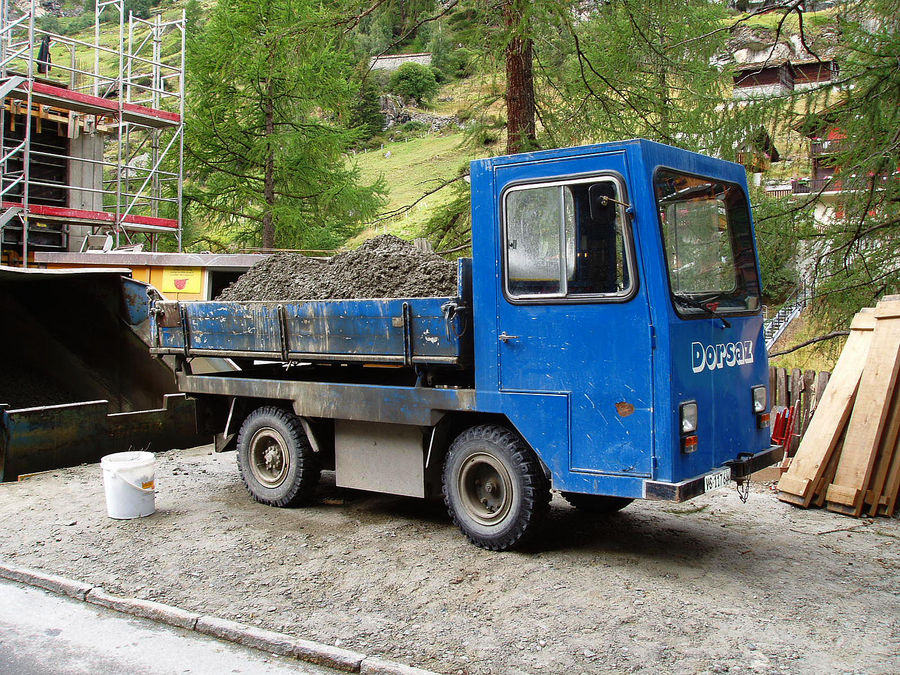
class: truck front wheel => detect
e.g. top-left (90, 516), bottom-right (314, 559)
top-left (443, 425), bottom-right (550, 551)
top-left (237, 406), bottom-right (319, 507)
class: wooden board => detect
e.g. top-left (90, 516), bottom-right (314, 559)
top-left (789, 368), bottom-right (803, 454)
top-left (776, 367), bottom-right (788, 409)
top-left (769, 366), bottom-right (777, 409)
top-left (877, 427), bottom-right (900, 516)
top-left (864, 384), bottom-right (900, 514)
top-left (800, 369), bottom-right (817, 436)
top-left (826, 299), bottom-right (900, 516)
top-left (777, 309), bottom-right (875, 507)
top-left (812, 427), bottom-right (846, 507)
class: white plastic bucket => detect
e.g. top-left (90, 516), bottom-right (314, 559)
top-left (101, 451), bottom-right (156, 519)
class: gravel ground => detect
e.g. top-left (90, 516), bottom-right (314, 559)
top-left (218, 235), bottom-right (458, 301)
top-left (1, 445), bottom-right (898, 675)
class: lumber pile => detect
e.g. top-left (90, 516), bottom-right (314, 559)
top-left (777, 296), bottom-right (900, 517)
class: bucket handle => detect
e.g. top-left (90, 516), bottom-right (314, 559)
top-left (108, 469), bottom-right (154, 493)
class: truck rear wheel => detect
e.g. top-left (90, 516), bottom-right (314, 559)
top-left (443, 424), bottom-right (550, 551)
top-left (561, 492), bottom-right (633, 513)
top-left (237, 406), bottom-right (319, 507)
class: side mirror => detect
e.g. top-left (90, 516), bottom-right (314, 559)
top-left (588, 182), bottom-right (617, 223)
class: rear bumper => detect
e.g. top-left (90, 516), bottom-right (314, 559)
top-left (642, 444), bottom-right (784, 502)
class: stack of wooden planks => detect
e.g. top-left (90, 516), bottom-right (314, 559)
top-left (777, 296), bottom-right (900, 517)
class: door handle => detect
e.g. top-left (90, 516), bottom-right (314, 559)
top-left (498, 331), bottom-right (519, 343)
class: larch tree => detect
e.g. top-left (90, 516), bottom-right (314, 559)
top-left (776, 0), bottom-right (900, 324)
top-left (504, 0), bottom-right (537, 154)
top-left (184, 0), bottom-right (384, 251)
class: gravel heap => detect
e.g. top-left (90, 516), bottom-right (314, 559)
top-left (217, 235), bottom-right (458, 301)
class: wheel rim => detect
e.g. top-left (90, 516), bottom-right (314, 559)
top-left (248, 427), bottom-right (290, 488)
top-left (457, 451), bottom-right (515, 526)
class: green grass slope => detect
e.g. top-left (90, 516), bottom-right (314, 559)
top-left (349, 132), bottom-right (476, 245)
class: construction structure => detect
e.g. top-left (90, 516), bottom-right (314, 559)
top-left (0, 0), bottom-right (184, 266)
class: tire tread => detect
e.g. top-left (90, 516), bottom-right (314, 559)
top-left (443, 424), bottom-right (550, 551)
top-left (236, 406), bottom-right (319, 507)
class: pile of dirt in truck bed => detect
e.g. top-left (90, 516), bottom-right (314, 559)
top-left (217, 235), bottom-right (458, 301)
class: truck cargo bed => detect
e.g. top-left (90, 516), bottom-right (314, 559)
top-left (151, 260), bottom-right (472, 368)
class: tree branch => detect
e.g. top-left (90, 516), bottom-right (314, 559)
top-left (769, 330), bottom-right (849, 357)
top-left (373, 174), bottom-right (466, 222)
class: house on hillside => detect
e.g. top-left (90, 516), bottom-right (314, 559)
top-left (732, 57), bottom-right (839, 100)
top-left (790, 106), bottom-right (897, 228)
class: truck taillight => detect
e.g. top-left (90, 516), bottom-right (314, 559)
top-left (680, 401), bottom-right (698, 434)
top-left (680, 401), bottom-right (698, 454)
top-left (752, 385), bottom-right (767, 413)
top-left (752, 385), bottom-right (769, 429)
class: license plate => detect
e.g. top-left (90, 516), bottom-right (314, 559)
top-left (704, 468), bottom-right (730, 492)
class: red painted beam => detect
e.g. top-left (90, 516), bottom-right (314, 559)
top-left (2, 202), bottom-right (177, 230)
top-left (22, 82), bottom-right (181, 125)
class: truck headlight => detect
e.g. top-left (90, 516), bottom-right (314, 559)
top-left (680, 401), bottom-right (698, 434)
top-left (752, 385), bottom-right (767, 413)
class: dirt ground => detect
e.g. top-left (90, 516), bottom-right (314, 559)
top-left (1, 445), bottom-right (897, 675)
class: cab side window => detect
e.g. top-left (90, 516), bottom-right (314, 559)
top-left (504, 177), bottom-right (633, 300)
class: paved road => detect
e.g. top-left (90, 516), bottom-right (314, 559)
top-left (0, 580), bottom-right (336, 675)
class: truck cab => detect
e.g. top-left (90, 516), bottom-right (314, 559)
top-left (153, 139), bottom-right (781, 551)
top-left (470, 140), bottom-right (777, 506)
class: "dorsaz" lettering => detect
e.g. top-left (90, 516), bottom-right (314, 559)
top-left (691, 340), bottom-right (754, 373)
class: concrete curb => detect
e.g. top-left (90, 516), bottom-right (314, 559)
top-left (0, 562), bottom-right (93, 601)
top-left (87, 587), bottom-right (200, 631)
top-left (0, 562), bottom-right (439, 675)
top-left (196, 616), bottom-right (365, 673)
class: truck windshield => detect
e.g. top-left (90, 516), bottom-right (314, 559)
top-left (655, 170), bottom-right (760, 317)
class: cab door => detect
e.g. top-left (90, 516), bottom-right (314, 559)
top-left (494, 157), bottom-right (654, 478)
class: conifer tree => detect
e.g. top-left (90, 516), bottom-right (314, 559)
top-left (787, 0), bottom-right (900, 323)
top-left (184, 0), bottom-right (384, 251)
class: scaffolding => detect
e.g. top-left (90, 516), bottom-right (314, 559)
top-left (0, 0), bottom-right (184, 265)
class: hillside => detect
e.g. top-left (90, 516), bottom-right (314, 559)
top-left (349, 132), bottom-right (475, 245)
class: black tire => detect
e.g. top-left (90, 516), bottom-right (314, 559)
top-left (561, 492), bottom-right (633, 514)
top-left (236, 406), bottom-right (319, 507)
top-left (443, 424), bottom-right (550, 551)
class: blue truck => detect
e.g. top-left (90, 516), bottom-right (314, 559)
top-left (151, 139), bottom-right (782, 550)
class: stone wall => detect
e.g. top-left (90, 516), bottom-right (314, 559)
top-left (370, 52), bottom-right (432, 72)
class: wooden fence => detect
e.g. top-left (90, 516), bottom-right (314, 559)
top-left (769, 366), bottom-right (832, 454)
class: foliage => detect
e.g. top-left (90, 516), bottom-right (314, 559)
top-left (430, 25), bottom-right (475, 81)
top-left (523, 0), bottom-right (736, 153)
top-left (349, 76), bottom-right (385, 143)
top-left (94, 0), bottom-right (162, 22)
top-left (423, 177), bottom-right (472, 254)
top-left (749, 188), bottom-right (812, 301)
top-left (802, 0), bottom-right (900, 325)
top-left (743, 0), bottom-right (900, 327)
top-left (184, 0), bottom-right (384, 251)
top-left (389, 62), bottom-right (440, 105)
top-left (37, 12), bottom-right (95, 36)
top-left (184, 0), bottom-right (205, 36)
top-left (125, 0), bottom-right (162, 20)
top-left (346, 0), bottom-right (441, 57)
